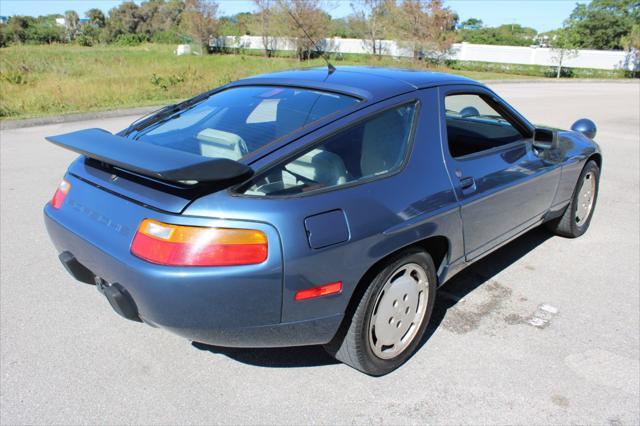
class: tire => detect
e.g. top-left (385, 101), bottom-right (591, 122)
top-left (547, 160), bottom-right (600, 238)
top-left (324, 248), bottom-right (437, 376)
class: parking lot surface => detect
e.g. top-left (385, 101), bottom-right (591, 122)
top-left (1, 82), bottom-right (639, 425)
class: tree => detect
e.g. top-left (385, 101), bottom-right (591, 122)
top-left (86, 8), bottom-right (106, 28)
top-left (254, 0), bottom-right (277, 56)
top-left (277, 0), bottom-right (330, 61)
top-left (622, 23), bottom-right (640, 50)
top-left (235, 12), bottom-right (253, 35)
top-left (218, 16), bottom-right (238, 35)
top-left (155, 0), bottom-right (186, 31)
top-left (64, 10), bottom-right (80, 41)
top-left (1, 15), bottom-right (66, 45)
top-left (76, 25), bottom-right (101, 46)
top-left (621, 23), bottom-right (640, 73)
top-left (460, 17), bottom-right (482, 28)
top-left (351, 0), bottom-right (394, 58)
top-left (564, 0), bottom-right (640, 50)
top-left (329, 17), bottom-right (360, 38)
top-left (218, 13), bottom-right (252, 52)
top-left (106, 2), bottom-right (142, 41)
top-left (148, 0), bottom-right (186, 42)
top-left (395, 0), bottom-right (456, 62)
top-left (425, 0), bottom-right (457, 61)
top-left (4, 16), bottom-right (34, 43)
top-left (549, 27), bottom-right (579, 78)
top-left (137, 0), bottom-right (163, 37)
top-left (393, 0), bottom-right (425, 59)
top-left (182, 0), bottom-right (219, 51)
top-left (27, 16), bottom-right (65, 44)
top-left (457, 24), bottom-right (537, 46)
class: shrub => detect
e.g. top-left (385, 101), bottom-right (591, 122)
top-left (150, 72), bottom-right (186, 91)
top-left (446, 60), bottom-right (629, 79)
top-left (543, 66), bottom-right (574, 78)
top-left (151, 30), bottom-right (183, 45)
top-left (76, 34), bottom-right (94, 47)
top-left (114, 33), bottom-right (148, 46)
top-left (1, 70), bottom-right (28, 85)
top-left (0, 103), bottom-right (17, 117)
top-left (74, 26), bottom-right (101, 47)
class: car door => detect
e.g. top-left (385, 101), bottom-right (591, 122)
top-left (439, 85), bottom-right (561, 260)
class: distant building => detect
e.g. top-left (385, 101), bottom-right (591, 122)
top-left (55, 17), bottom-right (66, 27)
top-left (458, 23), bottom-right (482, 30)
top-left (535, 34), bottom-right (551, 48)
top-left (0, 16), bottom-right (8, 24)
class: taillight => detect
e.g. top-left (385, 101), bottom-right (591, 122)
top-left (295, 282), bottom-right (343, 301)
top-left (131, 219), bottom-right (268, 266)
top-left (51, 179), bottom-right (71, 209)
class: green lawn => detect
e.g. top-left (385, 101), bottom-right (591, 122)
top-left (0, 43), bottom-right (542, 119)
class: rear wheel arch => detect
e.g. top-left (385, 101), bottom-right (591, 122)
top-left (326, 239), bottom-right (444, 374)
top-left (414, 235), bottom-right (449, 275)
top-left (341, 235), bottom-right (449, 326)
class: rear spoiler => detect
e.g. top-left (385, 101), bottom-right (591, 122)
top-left (45, 128), bottom-right (253, 184)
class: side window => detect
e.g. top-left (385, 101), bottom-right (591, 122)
top-left (243, 102), bottom-right (417, 196)
top-left (445, 94), bottom-right (523, 158)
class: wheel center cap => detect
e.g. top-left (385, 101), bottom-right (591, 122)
top-left (373, 276), bottom-right (420, 345)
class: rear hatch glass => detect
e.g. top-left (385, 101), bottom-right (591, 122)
top-left (62, 86), bottom-right (359, 214)
top-left (131, 86), bottom-right (360, 160)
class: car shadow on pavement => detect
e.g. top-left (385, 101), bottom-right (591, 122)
top-left (417, 226), bottom-right (553, 350)
top-left (192, 342), bottom-right (339, 367)
top-left (193, 227), bottom-right (553, 369)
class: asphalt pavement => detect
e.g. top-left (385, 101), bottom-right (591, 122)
top-left (1, 81), bottom-right (639, 425)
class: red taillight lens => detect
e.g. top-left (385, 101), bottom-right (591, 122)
top-left (51, 179), bottom-right (71, 209)
top-left (131, 219), bottom-right (268, 266)
top-left (295, 282), bottom-right (343, 301)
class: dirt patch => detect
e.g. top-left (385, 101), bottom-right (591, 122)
top-left (503, 303), bottom-right (560, 329)
top-left (551, 394), bottom-right (570, 408)
top-left (442, 280), bottom-right (512, 334)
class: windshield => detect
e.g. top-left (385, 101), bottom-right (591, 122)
top-left (133, 86), bottom-right (360, 160)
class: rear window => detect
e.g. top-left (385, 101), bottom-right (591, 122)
top-left (243, 102), bottom-right (417, 197)
top-left (133, 86), bottom-right (360, 159)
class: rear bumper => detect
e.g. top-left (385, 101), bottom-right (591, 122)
top-left (44, 206), bottom-right (342, 347)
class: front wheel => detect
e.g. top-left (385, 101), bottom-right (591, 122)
top-left (324, 248), bottom-right (437, 376)
top-left (547, 160), bottom-right (600, 238)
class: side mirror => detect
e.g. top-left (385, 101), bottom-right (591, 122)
top-left (533, 127), bottom-right (554, 150)
top-left (571, 118), bottom-right (597, 140)
top-left (460, 106), bottom-right (479, 118)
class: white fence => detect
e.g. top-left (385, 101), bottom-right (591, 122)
top-left (214, 35), bottom-right (639, 71)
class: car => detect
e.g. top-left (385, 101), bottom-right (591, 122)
top-left (44, 66), bottom-right (601, 376)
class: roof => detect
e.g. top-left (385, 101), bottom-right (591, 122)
top-left (234, 66), bottom-right (480, 101)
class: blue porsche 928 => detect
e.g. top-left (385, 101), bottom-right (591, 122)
top-left (44, 67), bottom-right (601, 375)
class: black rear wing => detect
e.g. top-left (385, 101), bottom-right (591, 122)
top-left (45, 128), bottom-right (253, 184)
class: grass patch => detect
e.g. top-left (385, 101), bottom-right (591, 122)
top-left (0, 43), bottom-right (615, 119)
top-left (0, 44), bottom-right (301, 119)
top-left (447, 60), bottom-right (632, 79)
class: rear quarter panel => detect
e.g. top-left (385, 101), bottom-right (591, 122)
top-left (185, 88), bottom-right (463, 323)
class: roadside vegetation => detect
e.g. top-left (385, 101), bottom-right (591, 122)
top-left (0, 44), bottom-right (545, 119)
top-left (2, 0), bottom-right (637, 53)
top-left (0, 0), bottom-right (637, 119)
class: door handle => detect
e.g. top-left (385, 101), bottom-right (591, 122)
top-left (459, 177), bottom-right (476, 194)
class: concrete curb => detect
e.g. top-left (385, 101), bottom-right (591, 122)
top-left (0, 106), bottom-right (162, 131)
top-left (483, 78), bottom-right (640, 84)
top-left (1, 79), bottom-right (637, 130)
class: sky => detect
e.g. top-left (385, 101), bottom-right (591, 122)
top-left (0, 0), bottom-right (589, 32)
